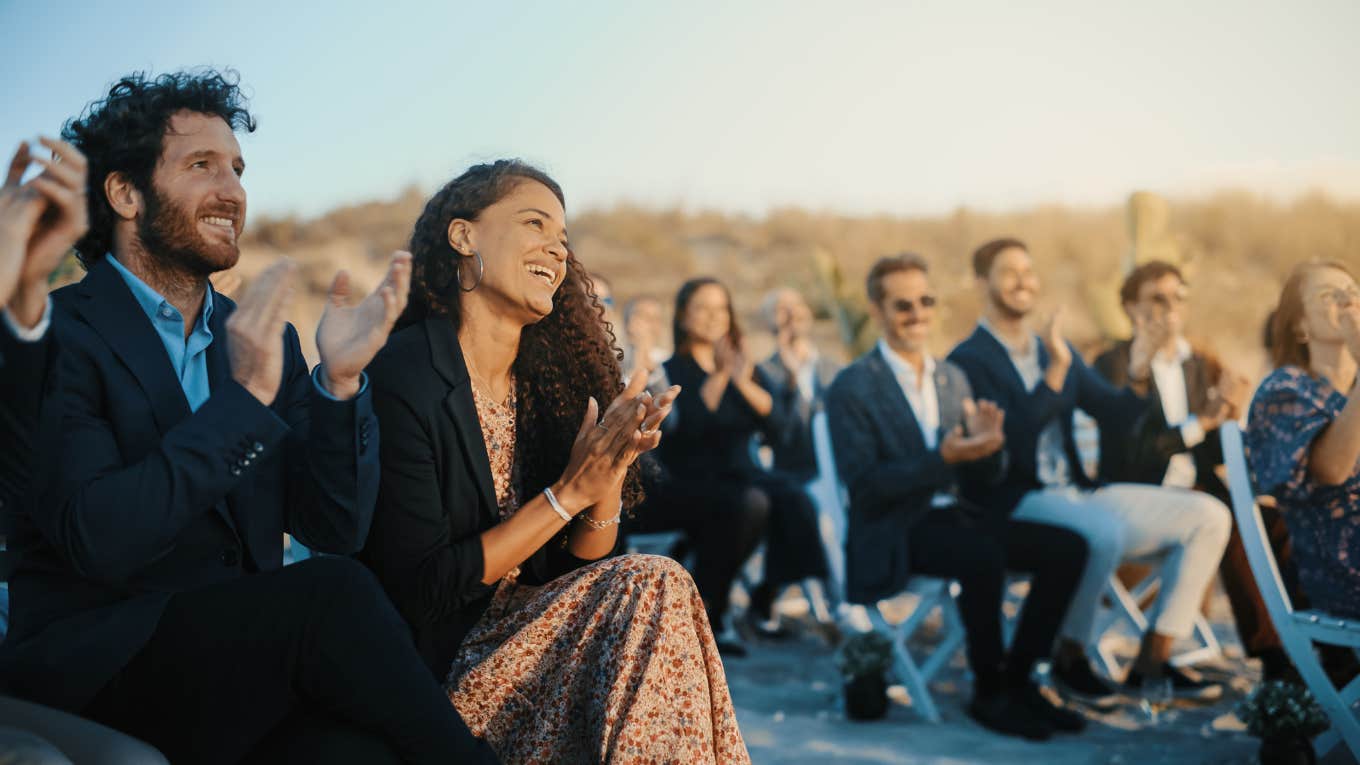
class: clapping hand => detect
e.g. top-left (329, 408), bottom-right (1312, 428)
top-left (940, 398), bottom-right (1006, 464)
top-left (715, 336), bottom-right (753, 382)
top-left (1129, 310), bottom-right (1169, 382)
top-left (315, 250), bottom-right (412, 399)
top-left (1041, 307), bottom-right (1072, 370)
top-left (0, 138), bottom-right (88, 326)
top-left (227, 259), bottom-right (296, 406)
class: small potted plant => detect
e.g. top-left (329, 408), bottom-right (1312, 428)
top-left (1236, 680), bottom-right (1330, 765)
top-left (835, 631), bottom-right (893, 720)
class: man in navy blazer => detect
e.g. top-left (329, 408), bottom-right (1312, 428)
top-left (948, 238), bottom-right (1231, 703)
top-left (826, 253), bottom-right (1088, 740)
top-left (0, 71), bottom-right (496, 764)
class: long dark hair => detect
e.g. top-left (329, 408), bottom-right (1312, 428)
top-left (672, 277), bottom-right (742, 356)
top-left (405, 160), bottom-right (641, 509)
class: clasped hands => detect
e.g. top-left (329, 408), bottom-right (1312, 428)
top-left (940, 398), bottom-right (1006, 464)
top-left (227, 252), bottom-right (412, 405)
top-left (0, 138), bottom-right (88, 327)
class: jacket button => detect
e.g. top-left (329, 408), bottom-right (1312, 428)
top-left (220, 548), bottom-right (240, 566)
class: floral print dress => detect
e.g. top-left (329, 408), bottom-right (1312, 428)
top-left (446, 382), bottom-right (751, 764)
top-left (1246, 365), bottom-right (1360, 617)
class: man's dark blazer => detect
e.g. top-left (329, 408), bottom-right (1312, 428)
top-left (0, 257), bottom-right (380, 712)
top-left (1093, 340), bottom-right (1228, 497)
top-left (358, 316), bottom-right (604, 678)
top-left (947, 325), bottom-right (1150, 514)
top-left (0, 315), bottom-right (57, 526)
top-left (825, 346), bottom-right (1004, 605)
top-left (757, 351), bottom-right (840, 481)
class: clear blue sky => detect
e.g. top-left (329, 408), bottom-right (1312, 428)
top-left (3, 0), bottom-right (1357, 219)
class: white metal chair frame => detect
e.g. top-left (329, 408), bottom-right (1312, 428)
top-left (1090, 571), bottom-right (1223, 677)
top-left (1222, 421), bottom-right (1360, 759)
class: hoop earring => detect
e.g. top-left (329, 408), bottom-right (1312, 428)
top-left (458, 251), bottom-right (485, 292)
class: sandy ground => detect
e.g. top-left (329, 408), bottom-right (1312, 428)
top-left (721, 586), bottom-right (1354, 765)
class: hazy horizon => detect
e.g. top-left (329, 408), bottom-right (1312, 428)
top-left (4, 1), bottom-right (1357, 220)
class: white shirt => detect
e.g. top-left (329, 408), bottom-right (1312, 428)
top-left (2, 298), bottom-right (52, 343)
top-left (979, 319), bottom-right (1071, 487)
top-left (878, 340), bottom-right (954, 508)
top-left (1147, 337), bottom-right (1206, 488)
top-left (793, 350), bottom-right (819, 404)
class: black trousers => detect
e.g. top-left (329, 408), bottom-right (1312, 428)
top-left (82, 557), bottom-right (498, 765)
top-left (907, 507), bottom-right (1088, 692)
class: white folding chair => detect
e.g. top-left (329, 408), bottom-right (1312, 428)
top-left (1222, 422), bottom-right (1360, 759)
top-left (810, 410), bottom-right (966, 722)
top-left (1090, 573), bottom-right (1223, 677)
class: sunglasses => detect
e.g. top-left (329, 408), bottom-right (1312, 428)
top-left (888, 295), bottom-right (937, 314)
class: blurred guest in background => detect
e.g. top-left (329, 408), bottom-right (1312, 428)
top-left (827, 254), bottom-right (1089, 740)
top-left (635, 277), bottom-right (828, 654)
top-left (623, 295), bottom-right (668, 384)
top-left (1248, 262), bottom-right (1360, 621)
top-left (1092, 261), bottom-right (1295, 679)
top-left (949, 238), bottom-right (1229, 704)
top-left (757, 287), bottom-right (840, 482)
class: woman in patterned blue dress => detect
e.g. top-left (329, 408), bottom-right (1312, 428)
top-left (1247, 261), bottom-right (1360, 617)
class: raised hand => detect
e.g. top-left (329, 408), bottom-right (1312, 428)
top-left (315, 250), bottom-right (412, 399)
top-left (227, 259), bottom-right (296, 406)
top-left (553, 378), bottom-right (651, 513)
top-left (1041, 307), bottom-right (1072, 370)
top-left (1128, 310), bottom-right (1168, 382)
top-left (0, 138), bottom-right (89, 326)
top-left (941, 398), bottom-right (1006, 464)
top-left (1341, 301), bottom-right (1360, 367)
top-left (0, 143), bottom-right (45, 309)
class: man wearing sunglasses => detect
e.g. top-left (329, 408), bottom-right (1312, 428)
top-left (826, 253), bottom-right (1089, 739)
top-left (1093, 261), bottom-right (1300, 682)
top-left (948, 239), bottom-right (1231, 706)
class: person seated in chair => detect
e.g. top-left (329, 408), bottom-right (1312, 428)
top-left (825, 253), bottom-right (1089, 740)
top-left (1247, 261), bottom-right (1360, 621)
top-left (1092, 261), bottom-right (1300, 681)
top-left (756, 287), bottom-right (841, 484)
top-left (948, 238), bottom-right (1231, 703)
top-left (0, 70), bottom-right (496, 764)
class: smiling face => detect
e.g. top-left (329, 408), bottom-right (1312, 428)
top-left (1300, 266), bottom-right (1360, 346)
top-left (682, 283), bottom-right (733, 347)
top-left (981, 245), bottom-right (1040, 319)
top-left (1127, 272), bottom-right (1188, 340)
top-left (136, 110), bottom-right (247, 274)
top-left (451, 179), bottom-right (569, 323)
top-left (769, 288), bottom-right (813, 341)
top-left (870, 268), bottom-right (935, 354)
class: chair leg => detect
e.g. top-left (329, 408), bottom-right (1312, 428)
top-left (1280, 635), bottom-right (1360, 759)
top-left (868, 596), bottom-right (942, 723)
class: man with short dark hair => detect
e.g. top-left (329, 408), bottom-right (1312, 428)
top-left (827, 253), bottom-right (1089, 740)
top-left (949, 238), bottom-right (1231, 704)
top-left (0, 70), bottom-right (497, 764)
top-left (1093, 261), bottom-right (1298, 679)
top-left (757, 287), bottom-right (839, 482)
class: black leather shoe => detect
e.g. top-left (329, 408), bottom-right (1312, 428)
top-left (715, 637), bottom-right (748, 658)
top-left (1051, 658), bottom-right (1122, 708)
top-left (1125, 663), bottom-right (1222, 702)
top-left (968, 690), bottom-right (1053, 741)
top-left (1013, 682), bottom-right (1087, 733)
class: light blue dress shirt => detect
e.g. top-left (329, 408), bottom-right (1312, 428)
top-left (108, 257), bottom-right (364, 408)
top-left (109, 256), bottom-right (215, 412)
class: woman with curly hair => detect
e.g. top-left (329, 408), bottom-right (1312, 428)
top-left (359, 160), bottom-right (750, 764)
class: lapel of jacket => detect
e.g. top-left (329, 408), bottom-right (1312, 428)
top-left (935, 363), bottom-right (964, 432)
top-left (865, 347), bottom-right (930, 451)
top-left (72, 259), bottom-right (193, 434)
top-left (969, 326), bottom-right (1036, 399)
top-left (74, 260), bottom-right (238, 534)
top-left (1182, 353), bottom-right (1209, 414)
top-left (426, 317), bottom-right (499, 525)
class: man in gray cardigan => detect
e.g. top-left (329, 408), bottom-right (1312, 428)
top-left (825, 253), bottom-right (1088, 740)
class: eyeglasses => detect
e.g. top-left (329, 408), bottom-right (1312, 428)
top-left (1145, 290), bottom-right (1188, 309)
top-left (1316, 287), bottom-right (1360, 308)
top-left (888, 295), bottom-right (937, 313)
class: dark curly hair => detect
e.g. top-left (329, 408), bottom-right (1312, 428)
top-left (404, 160), bottom-right (642, 509)
top-left (61, 69), bottom-right (257, 268)
top-left (672, 276), bottom-right (743, 355)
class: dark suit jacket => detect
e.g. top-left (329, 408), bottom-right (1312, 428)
top-left (947, 326), bottom-right (1149, 514)
top-left (359, 317), bottom-right (603, 678)
top-left (825, 347), bottom-right (1005, 604)
top-left (0, 315), bottom-right (57, 528)
top-left (0, 258), bottom-right (379, 712)
top-left (1093, 340), bottom-right (1227, 497)
top-left (757, 351), bottom-right (840, 481)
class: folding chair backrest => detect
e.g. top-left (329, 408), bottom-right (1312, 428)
top-left (808, 410), bottom-right (848, 602)
top-left (1220, 422), bottom-right (1297, 622)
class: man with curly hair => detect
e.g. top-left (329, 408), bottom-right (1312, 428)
top-left (0, 70), bottom-right (498, 764)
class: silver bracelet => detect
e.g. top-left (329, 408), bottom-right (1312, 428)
top-left (542, 487), bottom-right (573, 522)
top-left (578, 502), bottom-right (623, 531)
